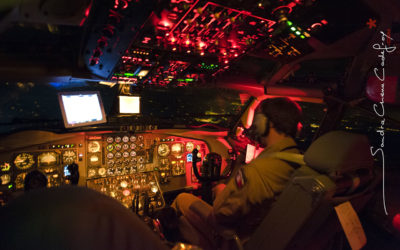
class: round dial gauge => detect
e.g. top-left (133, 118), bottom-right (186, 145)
top-left (107, 160), bottom-right (115, 167)
top-left (130, 136), bottom-right (137, 142)
top-left (14, 153), bottom-right (35, 170)
top-left (123, 151), bottom-right (130, 158)
top-left (115, 152), bottom-right (122, 158)
top-left (122, 136), bottom-right (129, 143)
top-left (62, 150), bottom-right (76, 164)
top-left (90, 155), bottom-right (100, 165)
top-left (115, 144), bottom-right (122, 151)
top-left (122, 144), bottom-right (129, 150)
top-left (115, 136), bottom-right (122, 143)
top-left (186, 142), bottom-right (195, 152)
top-left (88, 141), bottom-right (101, 153)
top-left (1, 174), bottom-right (11, 185)
top-left (157, 144), bottom-right (170, 157)
top-left (38, 152), bottom-right (58, 167)
top-left (171, 143), bottom-right (183, 155)
top-left (138, 135), bottom-right (144, 141)
top-left (130, 144), bottom-right (136, 150)
top-left (130, 151), bottom-right (136, 157)
top-left (106, 137), bottom-right (114, 143)
top-left (88, 168), bottom-right (96, 178)
top-left (106, 144), bottom-right (114, 151)
top-left (107, 152), bottom-right (114, 159)
top-left (98, 168), bottom-right (106, 176)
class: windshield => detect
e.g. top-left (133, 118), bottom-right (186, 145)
top-left (0, 82), bottom-right (251, 134)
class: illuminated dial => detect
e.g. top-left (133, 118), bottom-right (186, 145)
top-left (123, 151), bottom-right (129, 158)
top-left (130, 144), bottom-right (136, 150)
top-left (138, 164), bottom-right (145, 171)
top-left (62, 150), bottom-right (76, 164)
top-left (131, 158), bottom-right (137, 164)
top-left (14, 153), bottom-right (35, 170)
top-left (171, 143), bottom-right (183, 155)
top-left (130, 151), bottom-right (136, 157)
top-left (38, 152), bottom-right (58, 167)
top-left (88, 141), bottom-right (101, 153)
top-left (115, 136), bottom-right (122, 143)
top-left (115, 152), bottom-right (122, 158)
top-left (106, 137), bottom-right (114, 143)
top-left (186, 142), bottom-right (195, 152)
top-left (157, 144), bottom-right (170, 157)
top-left (106, 144), bottom-right (114, 151)
top-left (122, 136), bottom-right (129, 143)
top-left (122, 144), bottom-right (129, 150)
top-left (107, 152), bottom-right (114, 159)
top-left (138, 157), bottom-right (145, 163)
top-left (15, 172), bottom-right (27, 189)
top-left (107, 160), bottom-right (114, 167)
top-left (1, 174), bottom-right (11, 185)
top-left (90, 155), bottom-right (100, 166)
top-left (115, 144), bottom-right (122, 151)
top-left (138, 135), bottom-right (144, 141)
top-left (130, 136), bottom-right (137, 142)
top-left (88, 168), bottom-right (96, 178)
top-left (1, 162), bottom-right (11, 172)
top-left (98, 167), bottom-right (106, 176)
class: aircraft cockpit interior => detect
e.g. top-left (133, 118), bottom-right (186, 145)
top-left (0, 0), bottom-right (399, 249)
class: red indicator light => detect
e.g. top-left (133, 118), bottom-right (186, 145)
top-left (224, 60), bottom-right (229, 64)
top-left (321, 19), bottom-right (328, 25)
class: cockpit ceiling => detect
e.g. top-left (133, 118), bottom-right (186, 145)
top-left (0, 0), bottom-right (390, 89)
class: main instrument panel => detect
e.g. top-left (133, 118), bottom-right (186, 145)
top-left (0, 130), bottom-right (212, 210)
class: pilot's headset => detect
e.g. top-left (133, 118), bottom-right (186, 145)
top-left (246, 97), bottom-right (302, 146)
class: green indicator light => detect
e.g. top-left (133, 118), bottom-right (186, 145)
top-left (124, 73), bottom-right (135, 77)
top-left (185, 78), bottom-right (194, 82)
top-left (210, 64), bottom-right (214, 67)
top-left (287, 21), bottom-right (293, 26)
top-left (8, 184), bottom-right (13, 189)
top-left (290, 27), bottom-right (296, 31)
top-left (177, 79), bottom-right (184, 82)
top-left (295, 31), bottom-right (301, 35)
top-left (300, 35), bottom-right (305, 39)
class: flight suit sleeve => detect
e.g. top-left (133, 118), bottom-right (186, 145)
top-left (213, 165), bottom-right (272, 227)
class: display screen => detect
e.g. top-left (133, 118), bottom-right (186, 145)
top-left (119, 96), bottom-right (140, 114)
top-left (58, 91), bottom-right (107, 128)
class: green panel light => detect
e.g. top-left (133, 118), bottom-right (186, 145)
top-left (287, 21), bottom-right (293, 26)
top-left (8, 184), bottom-right (13, 189)
top-left (124, 73), bottom-right (135, 77)
top-left (300, 35), bottom-right (305, 39)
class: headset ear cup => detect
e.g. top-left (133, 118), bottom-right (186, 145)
top-left (254, 113), bottom-right (267, 136)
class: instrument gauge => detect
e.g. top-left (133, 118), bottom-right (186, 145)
top-left (130, 136), bottom-right (137, 142)
top-left (90, 155), bottom-right (100, 166)
top-left (1, 162), bottom-right (11, 172)
top-left (171, 143), bottom-right (183, 155)
top-left (62, 150), bottom-right (76, 165)
top-left (38, 152), bottom-right (58, 167)
top-left (15, 172), bottom-right (27, 189)
top-left (123, 151), bottom-right (130, 158)
top-left (88, 168), bottom-right (96, 178)
top-left (122, 136), bottom-right (129, 143)
top-left (115, 136), bottom-right (122, 143)
top-left (106, 144), bottom-right (114, 151)
top-left (88, 141), bottom-right (101, 153)
top-left (186, 142), bottom-right (194, 152)
top-left (130, 151), bottom-right (137, 157)
top-left (14, 153), bottom-right (35, 170)
top-left (115, 144), bottom-right (122, 151)
top-left (107, 152), bottom-right (114, 159)
top-left (122, 144), bottom-right (129, 150)
top-left (98, 168), bottom-right (106, 176)
top-left (138, 135), bottom-right (144, 141)
top-left (106, 136), bottom-right (114, 144)
top-left (1, 174), bottom-right (11, 185)
top-left (157, 144), bottom-right (170, 157)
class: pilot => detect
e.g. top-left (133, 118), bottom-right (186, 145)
top-left (170, 97), bottom-right (302, 249)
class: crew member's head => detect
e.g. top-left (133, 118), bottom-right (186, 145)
top-left (250, 97), bottom-right (302, 147)
top-left (24, 170), bottom-right (48, 191)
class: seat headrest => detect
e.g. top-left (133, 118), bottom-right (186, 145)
top-left (304, 131), bottom-right (374, 175)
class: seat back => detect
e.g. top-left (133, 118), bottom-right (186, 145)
top-left (244, 131), bottom-right (377, 250)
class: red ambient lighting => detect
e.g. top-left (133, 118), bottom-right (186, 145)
top-left (79, 1), bottom-right (93, 26)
